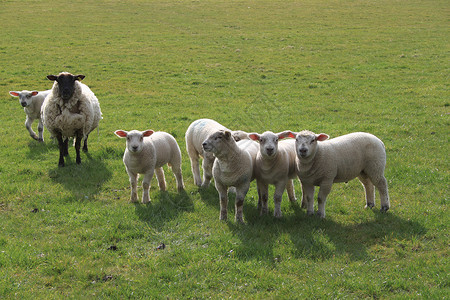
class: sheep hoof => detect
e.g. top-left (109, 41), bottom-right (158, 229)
top-left (365, 203), bottom-right (375, 209)
top-left (380, 205), bottom-right (390, 213)
top-left (316, 211), bottom-right (325, 218)
top-left (307, 210), bottom-right (314, 216)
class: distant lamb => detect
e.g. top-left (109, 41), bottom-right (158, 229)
top-left (115, 130), bottom-right (184, 203)
top-left (41, 72), bottom-right (102, 166)
top-left (185, 118), bottom-right (249, 188)
top-left (248, 131), bottom-right (298, 218)
top-left (289, 130), bottom-right (390, 218)
top-left (9, 89), bottom-right (51, 141)
top-left (202, 130), bottom-right (258, 223)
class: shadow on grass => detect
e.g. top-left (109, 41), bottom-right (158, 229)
top-left (225, 202), bottom-right (426, 263)
top-left (134, 189), bottom-right (194, 231)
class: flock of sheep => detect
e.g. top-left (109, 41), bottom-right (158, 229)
top-left (10, 72), bottom-right (390, 222)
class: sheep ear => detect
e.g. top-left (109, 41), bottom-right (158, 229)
top-left (75, 75), bottom-right (85, 81)
top-left (9, 91), bottom-right (19, 97)
top-left (316, 133), bottom-right (329, 141)
top-left (248, 133), bottom-right (260, 141)
top-left (277, 131), bottom-right (293, 139)
top-left (31, 91), bottom-right (39, 96)
top-left (47, 75), bottom-right (57, 81)
top-left (284, 131), bottom-right (297, 139)
top-left (223, 130), bottom-right (232, 140)
top-left (142, 130), bottom-right (154, 137)
top-left (114, 130), bottom-right (128, 138)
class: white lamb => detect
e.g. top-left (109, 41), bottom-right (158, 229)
top-left (9, 89), bottom-right (51, 142)
top-left (288, 130), bottom-right (390, 218)
top-left (115, 129), bottom-right (185, 204)
top-left (248, 131), bottom-right (298, 218)
top-left (202, 130), bottom-right (258, 223)
top-left (185, 118), bottom-right (249, 188)
top-left (42, 72), bottom-right (102, 167)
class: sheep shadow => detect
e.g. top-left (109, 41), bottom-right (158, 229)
top-left (134, 189), bottom-right (194, 231)
top-left (226, 205), bottom-right (426, 263)
top-left (48, 153), bottom-right (112, 199)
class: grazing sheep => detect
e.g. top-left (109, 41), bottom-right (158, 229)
top-left (9, 89), bottom-right (51, 141)
top-left (248, 131), bottom-right (298, 218)
top-left (289, 130), bottom-right (390, 218)
top-left (42, 72), bottom-right (102, 167)
top-left (185, 118), bottom-right (249, 188)
top-left (115, 130), bottom-right (184, 204)
top-left (202, 130), bottom-right (256, 223)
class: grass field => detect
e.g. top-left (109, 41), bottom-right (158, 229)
top-left (0, 0), bottom-right (448, 298)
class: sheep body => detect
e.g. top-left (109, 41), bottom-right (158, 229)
top-left (42, 73), bottom-right (102, 166)
top-left (249, 131), bottom-right (298, 218)
top-left (9, 89), bottom-right (51, 141)
top-left (115, 130), bottom-right (184, 203)
top-left (291, 130), bottom-right (390, 218)
top-left (202, 130), bottom-right (256, 223)
top-left (185, 118), bottom-right (248, 187)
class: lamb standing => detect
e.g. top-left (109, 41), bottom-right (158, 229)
top-left (289, 130), bottom-right (390, 218)
top-left (115, 130), bottom-right (185, 204)
top-left (41, 72), bottom-right (102, 167)
top-left (185, 118), bottom-right (249, 188)
top-left (202, 130), bottom-right (258, 223)
top-left (9, 89), bottom-right (51, 141)
top-left (248, 131), bottom-right (298, 218)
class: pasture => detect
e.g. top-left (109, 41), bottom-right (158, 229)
top-left (0, 0), bottom-right (448, 298)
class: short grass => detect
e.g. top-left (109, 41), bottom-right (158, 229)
top-left (0, 0), bottom-right (448, 298)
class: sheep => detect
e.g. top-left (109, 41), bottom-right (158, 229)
top-left (115, 129), bottom-right (185, 204)
top-left (9, 89), bottom-right (51, 142)
top-left (185, 118), bottom-right (249, 188)
top-left (248, 131), bottom-right (299, 218)
top-left (288, 130), bottom-right (390, 218)
top-left (41, 72), bottom-right (102, 167)
top-left (202, 130), bottom-right (258, 223)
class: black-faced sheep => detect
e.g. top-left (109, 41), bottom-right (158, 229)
top-left (41, 72), bottom-right (102, 167)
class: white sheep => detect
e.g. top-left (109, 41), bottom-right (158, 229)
top-left (115, 130), bottom-right (185, 204)
top-left (185, 118), bottom-right (249, 188)
top-left (9, 89), bottom-right (51, 142)
top-left (41, 72), bottom-right (102, 167)
top-left (202, 130), bottom-right (258, 223)
top-left (289, 130), bottom-right (390, 218)
top-left (248, 131), bottom-right (299, 218)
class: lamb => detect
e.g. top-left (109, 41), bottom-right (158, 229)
top-left (202, 130), bottom-right (258, 223)
top-left (41, 72), bottom-right (102, 167)
top-left (185, 118), bottom-right (249, 188)
top-left (9, 89), bottom-right (51, 141)
top-left (115, 129), bottom-right (185, 204)
top-left (288, 130), bottom-right (390, 218)
top-left (248, 131), bottom-right (299, 218)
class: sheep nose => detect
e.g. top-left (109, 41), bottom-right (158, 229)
top-left (266, 147), bottom-right (274, 155)
top-left (299, 148), bottom-right (307, 156)
top-left (132, 146), bottom-right (138, 151)
top-left (21, 102), bottom-right (27, 107)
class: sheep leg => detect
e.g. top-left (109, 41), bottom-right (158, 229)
top-left (358, 173), bottom-right (375, 209)
top-left (374, 176), bottom-right (390, 212)
top-left (273, 181), bottom-right (286, 218)
top-left (201, 153), bottom-right (215, 188)
top-left (142, 170), bottom-right (154, 204)
top-left (82, 135), bottom-right (89, 152)
top-left (317, 183), bottom-right (332, 218)
top-left (127, 169), bottom-right (138, 203)
top-left (155, 167), bottom-right (166, 191)
top-left (171, 163), bottom-right (185, 192)
top-left (286, 179), bottom-right (297, 203)
top-left (37, 118), bottom-right (44, 142)
top-left (25, 116), bottom-right (39, 140)
top-left (215, 181), bottom-right (228, 221)
top-left (74, 132), bottom-right (82, 164)
top-left (235, 183), bottom-right (250, 224)
top-left (257, 181), bottom-right (269, 215)
top-left (56, 133), bottom-right (66, 167)
top-left (302, 183), bottom-right (315, 215)
top-left (189, 155), bottom-right (202, 187)
top-left (300, 182), bottom-right (307, 209)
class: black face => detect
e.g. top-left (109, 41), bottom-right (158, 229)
top-left (47, 73), bottom-right (85, 102)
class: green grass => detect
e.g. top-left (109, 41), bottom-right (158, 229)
top-left (0, 0), bottom-right (448, 298)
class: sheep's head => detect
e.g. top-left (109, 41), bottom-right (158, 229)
top-left (47, 72), bottom-right (85, 102)
top-left (202, 130), bottom-right (232, 155)
top-left (9, 90), bottom-right (39, 107)
top-left (293, 130), bottom-right (329, 159)
top-left (115, 129), bottom-right (154, 153)
top-left (248, 131), bottom-right (292, 158)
